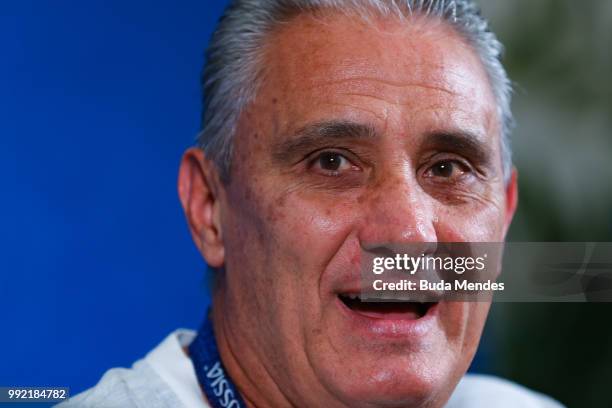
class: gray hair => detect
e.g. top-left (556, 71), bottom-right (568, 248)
top-left (197, 0), bottom-right (513, 183)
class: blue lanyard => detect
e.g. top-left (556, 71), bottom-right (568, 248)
top-left (189, 317), bottom-right (247, 408)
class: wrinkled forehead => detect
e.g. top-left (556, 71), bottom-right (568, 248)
top-left (268, 13), bottom-right (482, 85)
top-left (239, 11), bottom-right (500, 152)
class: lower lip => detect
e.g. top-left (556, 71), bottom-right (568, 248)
top-left (335, 297), bottom-right (439, 338)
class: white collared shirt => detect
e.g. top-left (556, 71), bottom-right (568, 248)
top-left (59, 329), bottom-right (564, 408)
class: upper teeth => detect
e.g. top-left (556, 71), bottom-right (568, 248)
top-left (347, 294), bottom-right (360, 300)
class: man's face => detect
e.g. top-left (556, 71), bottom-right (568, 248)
top-left (203, 12), bottom-right (515, 408)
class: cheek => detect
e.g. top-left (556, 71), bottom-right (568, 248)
top-left (459, 302), bottom-right (490, 357)
top-left (264, 190), bottom-right (360, 274)
top-left (433, 193), bottom-right (507, 242)
top-left (223, 179), bottom-right (360, 289)
top-left (436, 301), bottom-right (489, 368)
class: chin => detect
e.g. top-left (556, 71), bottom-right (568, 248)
top-left (325, 357), bottom-right (455, 408)
top-left (307, 298), bottom-right (472, 407)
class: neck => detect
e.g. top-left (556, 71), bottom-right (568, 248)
top-left (210, 289), bottom-right (293, 408)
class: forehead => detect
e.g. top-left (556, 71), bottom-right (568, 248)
top-left (247, 11), bottom-right (498, 144)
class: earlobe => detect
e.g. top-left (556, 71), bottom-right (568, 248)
top-left (178, 148), bottom-right (225, 267)
top-left (503, 168), bottom-right (519, 237)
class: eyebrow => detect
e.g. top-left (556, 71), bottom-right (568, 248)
top-left (271, 120), bottom-right (378, 163)
top-left (422, 131), bottom-right (493, 166)
top-left (271, 120), bottom-right (494, 168)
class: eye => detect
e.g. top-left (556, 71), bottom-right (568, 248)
top-left (310, 151), bottom-right (356, 175)
top-left (427, 159), bottom-right (469, 179)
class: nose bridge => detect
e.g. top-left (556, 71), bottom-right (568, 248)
top-left (359, 173), bottom-right (437, 249)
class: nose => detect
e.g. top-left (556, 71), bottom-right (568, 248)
top-left (358, 173), bottom-right (438, 254)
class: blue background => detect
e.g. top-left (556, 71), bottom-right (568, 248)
top-left (0, 0), bottom-right (230, 396)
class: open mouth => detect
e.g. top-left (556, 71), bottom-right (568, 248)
top-left (338, 294), bottom-right (436, 320)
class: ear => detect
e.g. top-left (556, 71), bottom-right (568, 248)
top-left (178, 147), bottom-right (225, 267)
top-left (502, 167), bottom-right (519, 238)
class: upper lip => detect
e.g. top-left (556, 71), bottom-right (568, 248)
top-left (330, 265), bottom-right (445, 303)
top-left (336, 290), bottom-right (444, 303)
